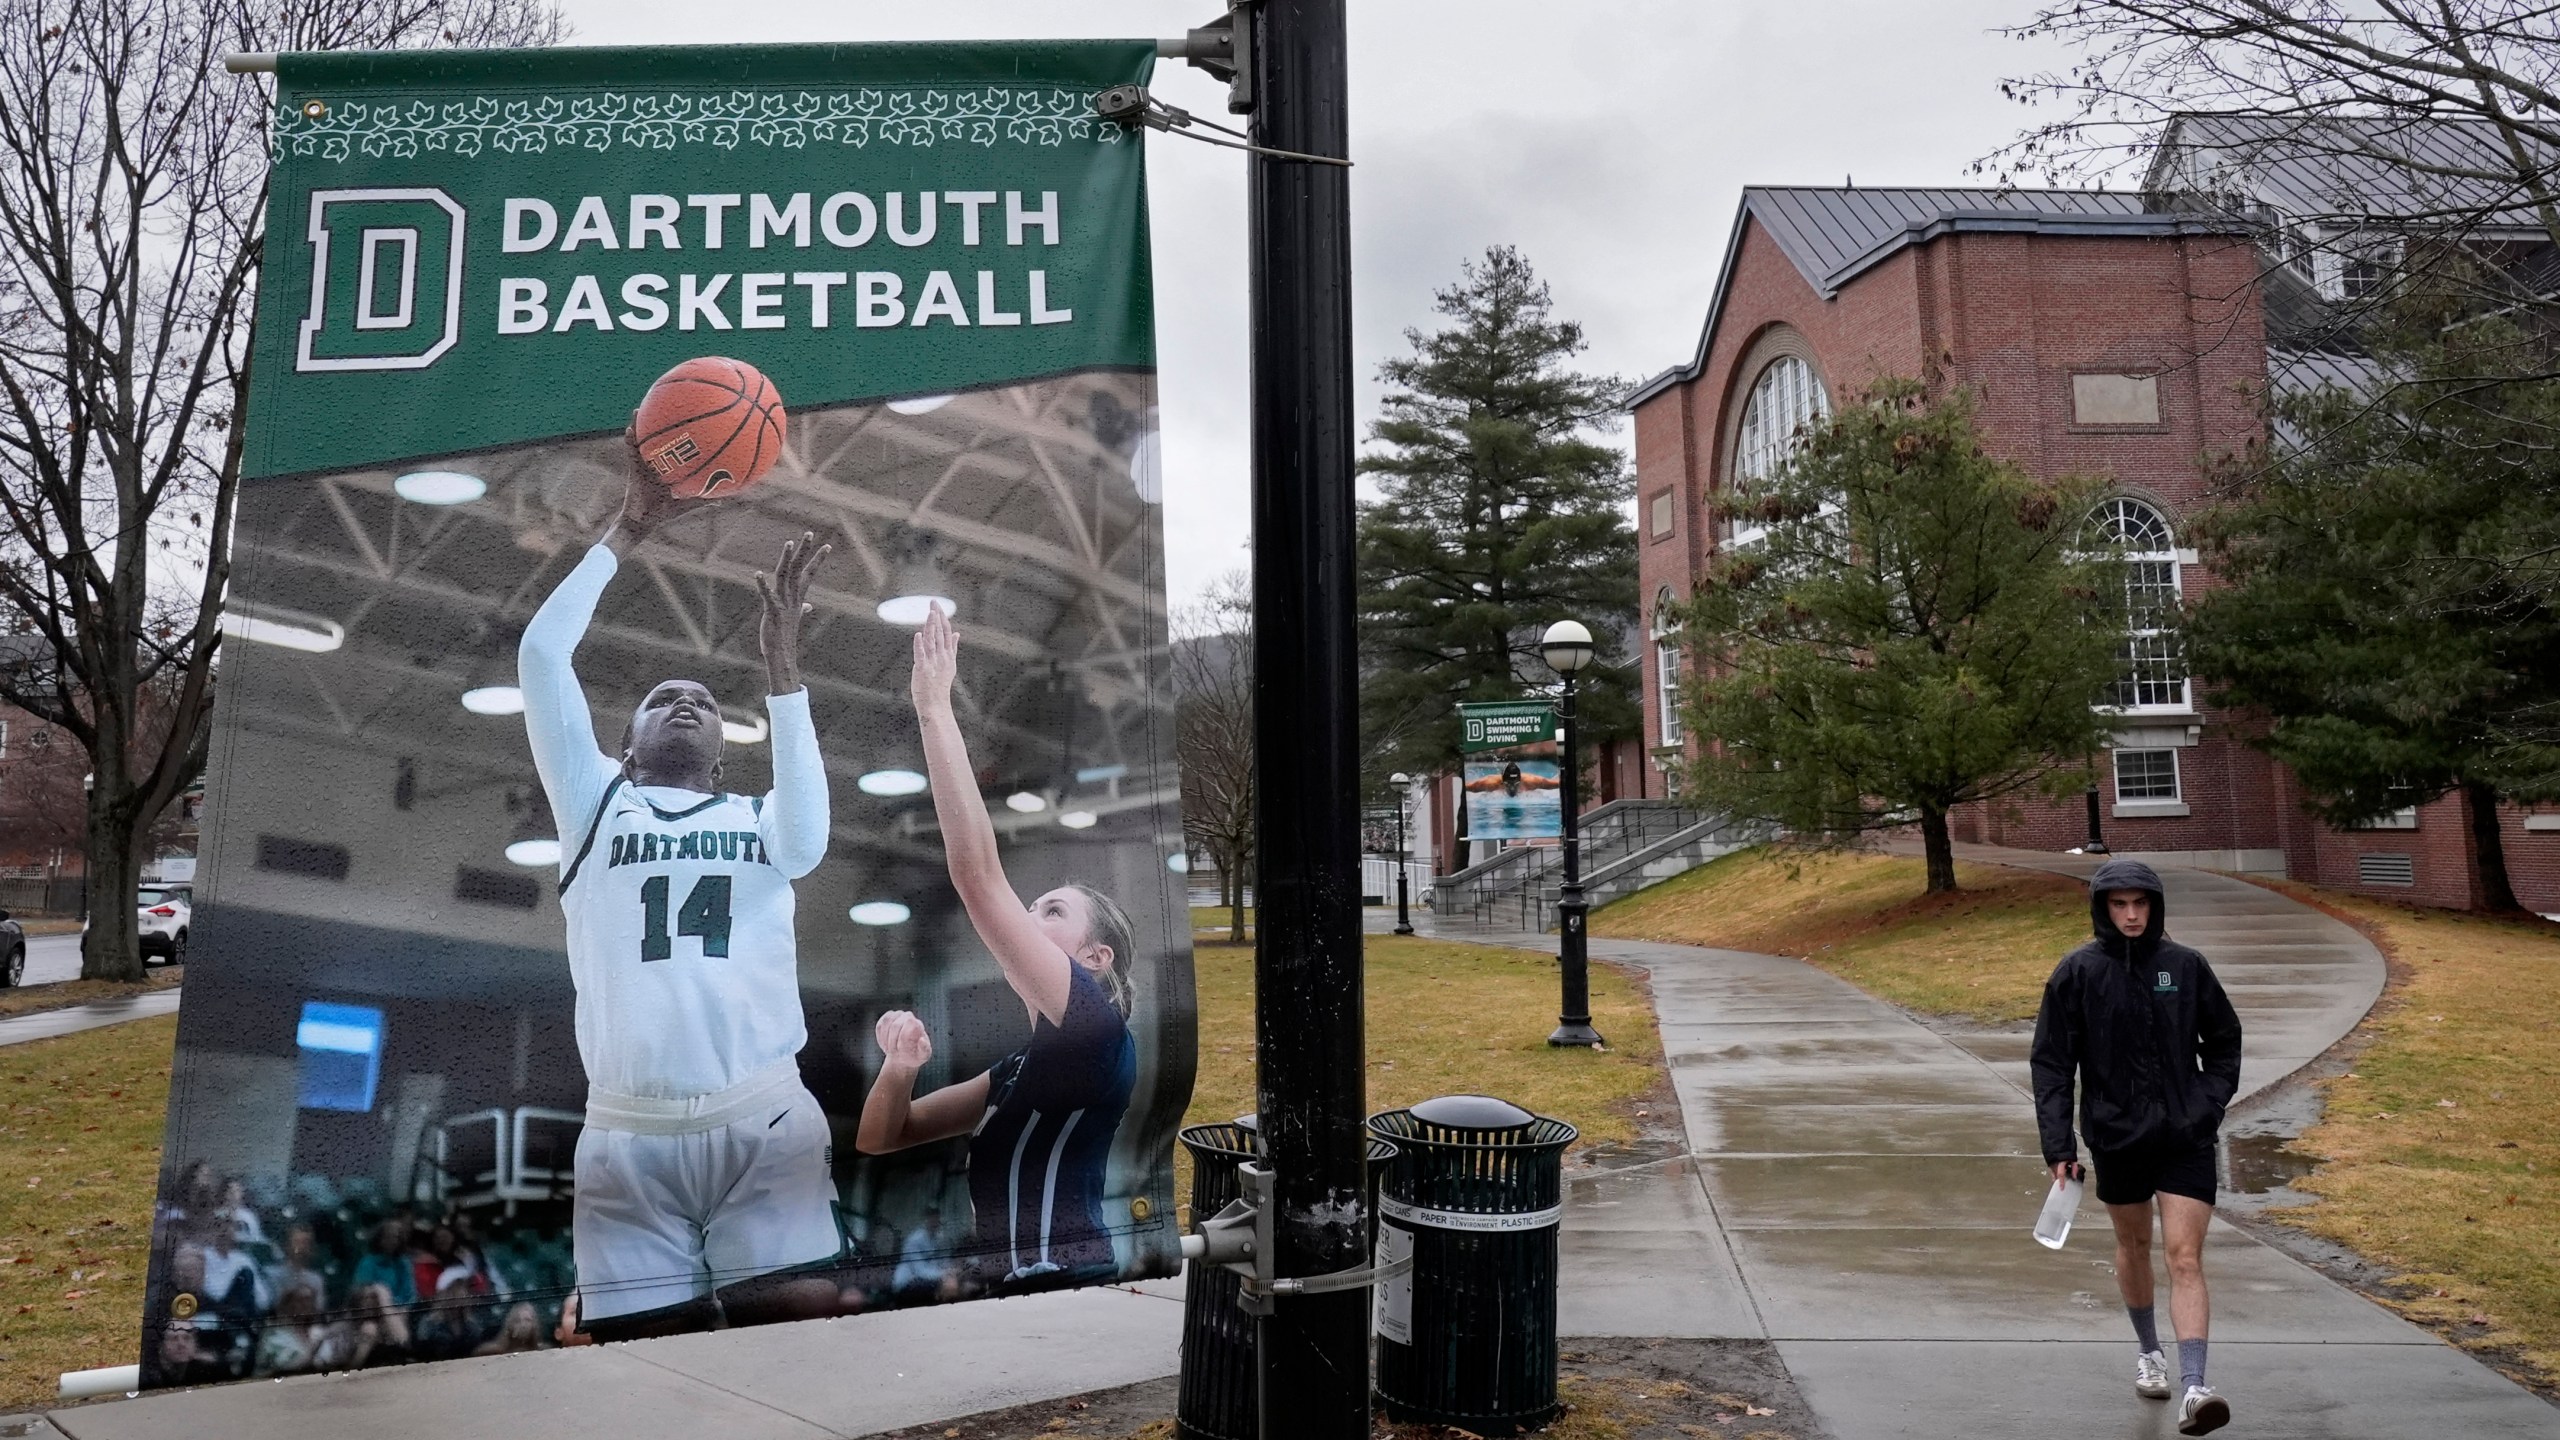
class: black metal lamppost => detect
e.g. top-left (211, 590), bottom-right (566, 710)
top-left (1390, 772), bottom-right (1416, 935)
top-left (1541, 620), bottom-right (1603, 1048)
top-left (2083, 784), bottom-right (2110, 855)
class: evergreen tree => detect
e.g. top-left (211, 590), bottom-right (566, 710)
top-left (1356, 247), bottom-right (1637, 786)
top-left (1674, 384), bottom-right (2123, 893)
top-left (2188, 286), bottom-right (2560, 912)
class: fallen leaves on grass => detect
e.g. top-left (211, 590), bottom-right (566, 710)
top-left (2247, 882), bottom-right (2560, 1385)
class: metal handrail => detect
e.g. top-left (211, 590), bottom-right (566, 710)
top-left (1429, 800), bottom-right (1722, 931)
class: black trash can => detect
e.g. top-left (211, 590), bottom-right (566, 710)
top-left (1367, 1095), bottom-right (1578, 1436)
top-left (1175, 1118), bottom-right (1399, 1440)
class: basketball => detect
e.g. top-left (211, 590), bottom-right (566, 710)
top-left (633, 357), bottom-right (788, 500)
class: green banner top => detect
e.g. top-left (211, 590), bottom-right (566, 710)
top-left (1457, 700), bottom-right (1556, 754)
top-left (247, 41), bottom-right (1157, 478)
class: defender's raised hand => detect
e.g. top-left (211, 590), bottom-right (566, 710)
top-left (757, 531), bottom-right (830, 696)
top-left (603, 418), bottom-right (685, 557)
top-left (909, 600), bottom-right (958, 719)
top-left (874, 1010), bottom-right (933, 1070)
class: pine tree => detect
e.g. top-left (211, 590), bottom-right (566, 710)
top-left (1357, 247), bottom-right (1637, 785)
top-left (2187, 282), bottom-right (2560, 912)
top-left (1675, 384), bottom-right (2124, 893)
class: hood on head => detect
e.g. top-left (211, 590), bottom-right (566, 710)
top-left (2088, 857), bottom-right (2166, 944)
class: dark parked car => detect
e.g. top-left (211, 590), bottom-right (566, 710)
top-left (0, 909), bottom-right (22, 988)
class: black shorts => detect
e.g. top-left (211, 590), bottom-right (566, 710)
top-left (2092, 1138), bottom-right (2217, 1207)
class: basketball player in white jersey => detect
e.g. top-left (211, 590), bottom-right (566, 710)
top-left (518, 445), bottom-right (839, 1341)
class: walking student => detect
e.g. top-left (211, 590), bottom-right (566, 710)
top-left (2031, 859), bottom-right (2244, 1436)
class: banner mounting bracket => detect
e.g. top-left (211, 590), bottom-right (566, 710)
top-left (1095, 83), bottom-right (1350, 168)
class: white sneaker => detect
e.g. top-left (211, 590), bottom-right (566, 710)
top-left (2135, 1350), bottom-right (2172, 1399)
top-left (2178, 1384), bottom-right (2231, 1435)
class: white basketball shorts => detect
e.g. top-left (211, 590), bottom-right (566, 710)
top-left (572, 1083), bottom-right (840, 1322)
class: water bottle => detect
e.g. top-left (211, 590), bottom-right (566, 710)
top-left (2033, 1163), bottom-right (2085, 1250)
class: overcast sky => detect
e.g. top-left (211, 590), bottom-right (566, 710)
top-left (556, 1), bottom-right (2078, 608)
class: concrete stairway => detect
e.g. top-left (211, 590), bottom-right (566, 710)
top-left (1429, 800), bottom-right (1753, 933)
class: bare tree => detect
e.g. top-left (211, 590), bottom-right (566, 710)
top-left (0, 0), bottom-right (563, 981)
top-left (0, 702), bottom-right (88, 876)
top-left (1173, 572), bottom-right (1253, 945)
top-left (1993, 2), bottom-right (2560, 340)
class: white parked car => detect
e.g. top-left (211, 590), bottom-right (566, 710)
top-left (137, 884), bottom-right (190, 966)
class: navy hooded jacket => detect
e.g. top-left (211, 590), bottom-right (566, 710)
top-left (2029, 859), bottom-right (2244, 1165)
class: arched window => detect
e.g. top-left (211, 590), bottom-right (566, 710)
top-left (1729, 354), bottom-right (1828, 547)
top-left (1651, 587), bottom-right (1683, 746)
top-left (2090, 497), bottom-right (2187, 711)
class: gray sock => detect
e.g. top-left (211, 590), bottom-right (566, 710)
top-left (2179, 1337), bottom-right (2208, 1390)
top-left (2128, 1304), bottom-right (2160, 1353)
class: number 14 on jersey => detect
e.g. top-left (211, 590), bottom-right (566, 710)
top-left (639, 874), bottom-right (733, 961)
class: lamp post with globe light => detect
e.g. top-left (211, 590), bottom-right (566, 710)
top-left (1541, 620), bottom-right (1603, 1047)
top-left (1389, 773), bottom-right (1416, 935)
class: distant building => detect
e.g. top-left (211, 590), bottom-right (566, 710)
top-left (1631, 136), bottom-right (2560, 912)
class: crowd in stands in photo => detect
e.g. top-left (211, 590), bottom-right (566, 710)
top-left (149, 1159), bottom-right (574, 1384)
top-left (147, 1156), bottom-right (975, 1383)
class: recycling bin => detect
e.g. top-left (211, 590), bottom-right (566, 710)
top-left (1174, 1117), bottom-right (1398, 1440)
top-left (1366, 1094), bottom-right (1577, 1436)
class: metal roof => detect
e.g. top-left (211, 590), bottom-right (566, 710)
top-left (2144, 113), bottom-right (2560, 233)
top-left (1629, 187), bottom-right (2245, 408)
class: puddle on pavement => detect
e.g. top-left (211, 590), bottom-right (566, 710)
top-left (2224, 1132), bottom-right (2319, 1196)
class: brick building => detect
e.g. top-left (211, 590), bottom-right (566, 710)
top-left (1628, 174), bottom-right (2560, 912)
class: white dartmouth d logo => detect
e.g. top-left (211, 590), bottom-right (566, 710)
top-left (296, 188), bottom-right (467, 372)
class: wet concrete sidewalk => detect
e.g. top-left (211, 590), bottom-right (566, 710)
top-left (0, 987), bottom-right (179, 1048)
top-left (1432, 849), bottom-right (2560, 1438)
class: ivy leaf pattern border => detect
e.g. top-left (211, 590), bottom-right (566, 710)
top-left (275, 87), bottom-right (1124, 163)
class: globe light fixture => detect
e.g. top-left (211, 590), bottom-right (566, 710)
top-left (1058, 809), bottom-right (1098, 830)
top-left (720, 714), bottom-right (768, 745)
top-left (1540, 619), bottom-right (1596, 677)
top-left (461, 685), bottom-right (526, 716)
top-left (393, 470), bottom-right (487, 506)
top-left (1005, 791), bottom-right (1048, 813)
top-left (858, 769), bottom-right (929, 797)
top-left (1166, 852), bottom-right (1190, 873)
top-left (849, 901), bottom-right (912, 926)
top-left (504, 838), bottom-right (561, 867)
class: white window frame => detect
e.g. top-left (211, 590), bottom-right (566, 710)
top-left (1657, 642), bottom-right (1682, 746)
top-left (2314, 230), bottom-right (2402, 302)
top-left (1728, 354), bottom-right (1827, 549)
top-left (2091, 497), bottom-right (2191, 715)
top-left (2114, 747), bottom-right (2181, 801)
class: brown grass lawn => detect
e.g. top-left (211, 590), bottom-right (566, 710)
top-left (1178, 933), bottom-right (1664, 1212)
top-left (0, 967), bottom-right (182, 1022)
top-left (0, 1013), bottom-right (176, 1411)
top-left (2242, 882), bottom-right (2560, 1383)
top-left (1590, 847), bottom-right (2088, 1022)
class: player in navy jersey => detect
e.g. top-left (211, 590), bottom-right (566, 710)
top-left (855, 604), bottom-right (1140, 1291)
top-left (520, 442), bottom-right (839, 1341)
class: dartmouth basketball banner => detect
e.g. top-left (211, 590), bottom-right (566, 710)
top-left (142, 41), bottom-right (1194, 1386)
